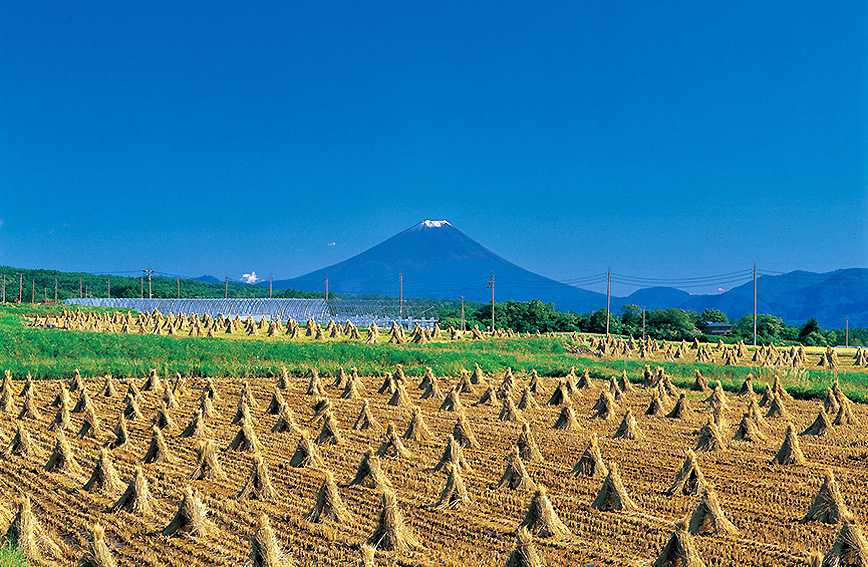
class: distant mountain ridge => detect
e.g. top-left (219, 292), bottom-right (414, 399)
top-left (247, 220), bottom-right (867, 328)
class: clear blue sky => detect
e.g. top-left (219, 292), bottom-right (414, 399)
top-left (2, 2), bottom-right (866, 296)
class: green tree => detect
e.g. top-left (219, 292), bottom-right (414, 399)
top-left (620, 305), bottom-right (642, 337)
top-left (698, 309), bottom-right (728, 329)
top-left (645, 308), bottom-right (694, 341)
top-left (799, 317), bottom-right (822, 343)
top-left (733, 313), bottom-right (785, 345)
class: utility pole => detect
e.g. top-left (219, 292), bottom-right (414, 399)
top-left (642, 306), bottom-right (646, 342)
top-left (269, 275), bottom-right (273, 299)
top-left (177, 278), bottom-right (180, 299)
top-left (459, 296), bottom-right (466, 332)
top-left (19, 273), bottom-right (23, 303)
top-left (54, 278), bottom-right (57, 303)
top-left (224, 276), bottom-right (229, 299)
top-left (605, 268), bottom-right (611, 338)
top-left (487, 273), bottom-right (495, 332)
top-left (2, 274), bottom-right (5, 303)
top-left (846, 317), bottom-right (849, 347)
top-left (752, 263), bottom-right (757, 346)
top-left (107, 277), bottom-right (111, 298)
top-left (85, 284), bottom-right (89, 298)
top-left (140, 277), bottom-right (144, 298)
top-left (31, 279), bottom-right (35, 303)
top-left (325, 276), bottom-right (329, 301)
top-left (399, 273), bottom-right (403, 319)
top-left (143, 266), bottom-right (154, 299)
top-left (78, 278), bottom-right (82, 300)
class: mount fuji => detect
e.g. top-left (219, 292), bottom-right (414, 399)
top-left (269, 220), bottom-right (607, 312)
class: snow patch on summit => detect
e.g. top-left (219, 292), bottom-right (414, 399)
top-left (421, 220), bottom-right (451, 228)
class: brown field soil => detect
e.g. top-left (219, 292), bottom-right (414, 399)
top-left (1, 368), bottom-right (866, 566)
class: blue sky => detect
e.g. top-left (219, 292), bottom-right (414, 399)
top-left (1, 2), bottom-right (866, 296)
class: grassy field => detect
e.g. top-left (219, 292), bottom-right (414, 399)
top-left (2, 303), bottom-right (867, 401)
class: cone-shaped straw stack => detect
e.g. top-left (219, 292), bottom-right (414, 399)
top-left (687, 490), bottom-right (739, 535)
top-left (366, 488), bottom-right (422, 551)
top-left (590, 462), bottom-right (637, 511)
top-left (307, 471), bottom-right (350, 523)
top-left (803, 469), bottom-right (850, 524)
top-left (162, 486), bottom-right (215, 537)
top-left (517, 484), bottom-right (572, 538)
top-left (774, 423), bottom-right (807, 465)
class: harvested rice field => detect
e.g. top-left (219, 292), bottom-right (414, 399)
top-left (1, 363), bottom-right (867, 566)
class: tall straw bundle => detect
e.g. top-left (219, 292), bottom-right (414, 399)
top-left (307, 470), bottom-right (350, 523)
top-left (439, 389), bottom-right (465, 413)
top-left (820, 520), bottom-right (868, 567)
top-left (248, 513), bottom-right (297, 567)
top-left (50, 401), bottom-right (72, 431)
top-left (665, 449), bottom-right (707, 496)
top-left (79, 523), bottom-right (116, 567)
top-left (289, 430), bottom-right (325, 468)
top-left (738, 374), bottom-right (755, 398)
top-left (614, 411), bottom-right (641, 440)
top-left (349, 448), bottom-right (392, 490)
top-left (457, 371), bottom-right (476, 394)
top-left (153, 401), bottom-right (177, 431)
top-left (3, 423), bottom-right (36, 457)
top-left (238, 452), bottom-right (276, 501)
top-left (516, 422), bottom-right (543, 462)
top-left (547, 381), bottom-right (571, 406)
top-left (105, 413), bottom-right (129, 450)
top-left (504, 527), bottom-right (544, 567)
top-left (499, 395), bottom-right (522, 422)
top-left (617, 370), bottom-right (633, 393)
top-left (83, 448), bottom-right (123, 494)
top-left (142, 369), bottom-right (162, 392)
top-left (591, 390), bottom-right (617, 420)
top-left (44, 429), bottom-right (81, 474)
top-left (802, 409), bottom-right (833, 437)
top-left (180, 409), bottom-right (210, 439)
top-left (688, 490), bottom-right (739, 535)
top-left (499, 446), bottom-right (536, 491)
top-left (122, 396), bottom-right (141, 422)
top-left (667, 392), bottom-right (691, 419)
top-left (377, 423), bottom-right (412, 459)
top-left (517, 387), bottom-right (538, 411)
top-left (111, 465), bottom-right (152, 515)
top-left (553, 404), bottom-right (580, 430)
top-left (17, 394), bottom-right (42, 421)
top-left (695, 419), bottom-right (725, 452)
top-left (453, 413), bottom-right (480, 448)
top-left (645, 391), bottom-right (666, 416)
top-left (315, 412), bottom-right (343, 446)
top-left (433, 436), bottom-right (472, 473)
top-left (572, 433), bottom-right (608, 477)
top-left (733, 414), bottom-right (766, 442)
top-left (52, 385), bottom-right (71, 408)
top-left (434, 463), bottom-right (472, 510)
top-left (233, 400), bottom-right (256, 426)
top-left (773, 422), bottom-right (807, 465)
top-left (652, 521), bottom-right (706, 567)
top-left (271, 406), bottom-right (302, 435)
top-left (470, 363), bottom-right (486, 384)
top-left (403, 406), bottom-right (433, 441)
top-left (4, 497), bottom-right (63, 562)
top-left (229, 418), bottom-right (263, 452)
top-left (306, 370), bottom-right (327, 396)
top-left (367, 488), bottom-right (421, 551)
top-left (353, 399), bottom-right (380, 431)
top-left (475, 386), bottom-right (499, 407)
top-left (142, 425), bottom-right (174, 464)
top-left (162, 486), bottom-right (215, 537)
top-left (691, 369), bottom-right (709, 392)
top-left (590, 462), bottom-right (637, 511)
top-left (803, 469), bottom-right (851, 524)
top-left (387, 381), bottom-right (414, 408)
top-left (517, 484), bottom-right (572, 538)
top-left (766, 393), bottom-right (792, 420)
top-left (190, 439), bottom-right (227, 480)
top-left (163, 384), bottom-right (179, 410)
